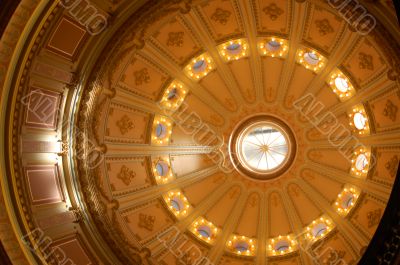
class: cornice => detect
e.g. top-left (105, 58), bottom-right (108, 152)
top-left (0, 1), bottom-right (59, 264)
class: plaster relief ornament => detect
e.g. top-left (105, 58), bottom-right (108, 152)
top-left (385, 155), bottom-right (399, 178)
top-left (167, 31), bottom-right (184, 47)
top-left (138, 213), bottom-right (156, 231)
top-left (117, 165), bottom-right (136, 186)
top-left (116, 115), bottom-right (135, 135)
top-left (315, 19), bottom-right (334, 36)
top-left (383, 99), bottom-right (398, 121)
top-left (211, 8), bottom-right (231, 25)
top-left (367, 209), bottom-right (382, 228)
top-left (358, 52), bottom-right (374, 70)
top-left (134, 68), bottom-right (151, 86)
top-left (263, 3), bottom-right (284, 21)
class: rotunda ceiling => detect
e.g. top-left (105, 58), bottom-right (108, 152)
top-left (0, 0), bottom-right (399, 265)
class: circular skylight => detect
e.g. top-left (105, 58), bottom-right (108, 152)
top-left (353, 112), bottom-right (366, 130)
top-left (234, 241), bottom-right (249, 252)
top-left (312, 223), bottom-right (327, 237)
top-left (155, 123), bottom-right (167, 138)
top-left (192, 60), bottom-right (207, 72)
top-left (355, 153), bottom-right (368, 170)
top-left (238, 124), bottom-right (288, 172)
top-left (155, 161), bottom-right (169, 176)
top-left (229, 115), bottom-right (296, 180)
top-left (226, 43), bottom-right (242, 54)
top-left (274, 240), bottom-right (290, 252)
top-left (334, 77), bottom-right (349, 92)
top-left (197, 226), bottom-right (211, 238)
top-left (170, 197), bottom-right (184, 211)
top-left (341, 193), bottom-right (354, 209)
top-left (304, 52), bottom-right (319, 65)
top-left (266, 40), bottom-right (281, 52)
top-left (167, 88), bottom-right (179, 100)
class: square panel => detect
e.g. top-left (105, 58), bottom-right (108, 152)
top-left (46, 16), bottom-right (87, 60)
top-left (52, 234), bottom-right (93, 265)
top-left (25, 165), bottom-right (63, 205)
top-left (24, 88), bottom-right (61, 130)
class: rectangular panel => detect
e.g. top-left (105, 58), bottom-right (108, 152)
top-left (46, 16), bottom-right (87, 60)
top-left (32, 61), bottom-right (73, 83)
top-left (25, 165), bottom-right (63, 205)
top-left (52, 234), bottom-right (93, 265)
top-left (23, 88), bottom-right (61, 130)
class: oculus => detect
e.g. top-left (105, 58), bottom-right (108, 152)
top-left (304, 52), bottom-right (320, 65)
top-left (355, 153), bottom-right (368, 171)
top-left (312, 223), bottom-right (328, 237)
top-left (192, 59), bottom-right (208, 73)
top-left (266, 40), bottom-right (281, 51)
top-left (334, 77), bottom-right (350, 93)
top-left (229, 115), bottom-right (296, 180)
top-left (197, 226), bottom-right (211, 238)
top-left (155, 160), bottom-right (169, 177)
top-left (353, 112), bottom-right (367, 130)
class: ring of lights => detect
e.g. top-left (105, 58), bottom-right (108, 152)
top-left (76, 36), bottom-right (374, 258)
top-left (229, 115), bottom-right (297, 181)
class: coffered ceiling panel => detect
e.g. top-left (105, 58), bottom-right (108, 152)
top-left (303, 4), bottom-right (346, 53)
top-left (252, 0), bottom-right (291, 35)
top-left (196, 0), bottom-right (244, 41)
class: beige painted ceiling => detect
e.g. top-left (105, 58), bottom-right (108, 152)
top-left (0, 0), bottom-right (399, 265)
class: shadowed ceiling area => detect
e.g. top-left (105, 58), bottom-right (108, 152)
top-left (0, 0), bottom-right (399, 265)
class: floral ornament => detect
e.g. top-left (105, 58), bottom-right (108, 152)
top-left (315, 19), bottom-right (334, 36)
top-left (167, 31), bottom-right (184, 47)
top-left (211, 8), bottom-right (231, 25)
top-left (383, 99), bottom-right (398, 121)
top-left (134, 68), bottom-right (150, 86)
top-left (116, 115), bottom-right (135, 135)
top-left (367, 209), bottom-right (382, 228)
top-left (263, 3), bottom-right (284, 21)
top-left (358, 52), bottom-right (374, 70)
top-left (385, 155), bottom-right (399, 178)
top-left (117, 165), bottom-right (136, 186)
top-left (138, 213), bottom-right (156, 231)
